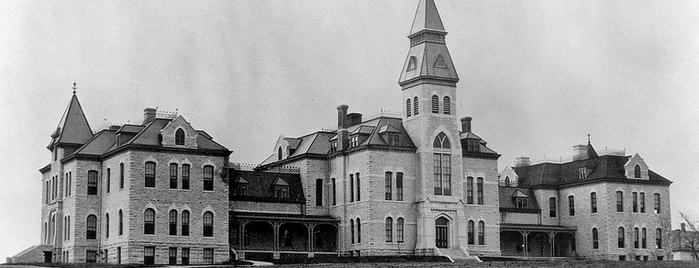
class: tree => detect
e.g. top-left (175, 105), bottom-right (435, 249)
top-left (676, 211), bottom-right (699, 260)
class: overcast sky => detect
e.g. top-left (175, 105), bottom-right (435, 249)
top-left (1, 0), bottom-right (698, 262)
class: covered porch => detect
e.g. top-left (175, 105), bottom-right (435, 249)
top-left (500, 223), bottom-right (577, 258)
top-left (230, 211), bottom-right (339, 261)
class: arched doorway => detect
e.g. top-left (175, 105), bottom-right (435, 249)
top-left (435, 217), bottom-right (449, 248)
top-left (278, 222), bottom-right (308, 251)
top-left (243, 221), bottom-right (274, 251)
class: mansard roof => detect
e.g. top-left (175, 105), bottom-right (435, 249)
top-left (229, 169), bottom-right (305, 204)
top-left (48, 94), bottom-right (93, 149)
top-left (513, 153), bottom-right (671, 188)
top-left (498, 187), bottom-right (540, 212)
top-left (460, 131), bottom-right (500, 158)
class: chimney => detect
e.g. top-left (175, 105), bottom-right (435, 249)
top-left (573, 145), bottom-right (588, 161)
top-left (347, 113), bottom-right (363, 127)
top-left (336, 105), bottom-right (349, 151)
top-left (515, 157), bottom-right (530, 167)
top-left (143, 108), bottom-right (157, 124)
top-left (461, 117), bottom-right (472, 133)
top-left (682, 223), bottom-right (686, 232)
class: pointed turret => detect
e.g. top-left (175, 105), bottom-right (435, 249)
top-left (47, 84), bottom-right (93, 150)
top-left (399, 0), bottom-right (458, 87)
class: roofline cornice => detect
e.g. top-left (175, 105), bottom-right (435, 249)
top-left (399, 77), bottom-right (458, 88)
top-left (100, 144), bottom-right (231, 159)
top-left (39, 164), bottom-right (51, 173)
top-left (462, 152), bottom-right (501, 160)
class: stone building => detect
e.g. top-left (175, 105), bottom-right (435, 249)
top-left (15, 86), bottom-right (231, 264)
top-left (498, 142), bottom-right (672, 261)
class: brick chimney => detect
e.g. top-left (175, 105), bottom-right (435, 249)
top-left (514, 157), bottom-right (530, 167)
top-left (573, 145), bottom-right (588, 161)
top-left (347, 113), bottom-right (363, 127)
top-left (336, 105), bottom-right (349, 151)
top-left (682, 223), bottom-right (686, 232)
top-left (143, 108), bottom-right (157, 124)
top-left (461, 117), bottom-right (472, 133)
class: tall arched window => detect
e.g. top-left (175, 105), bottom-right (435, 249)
top-left (413, 97), bottom-right (419, 115)
top-left (618, 227), bottom-right (625, 248)
top-left (385, 217), bottom-right (393, 242)
top-left (591, 192), bottom-right (598, 213)
top-left (169, 210), bottom-right (178, 235)
top-left (592, 228), bottom-right (599, 249)
top-left (87, 170), bottom-right (98, 195)
top-left (144, 209), bottom-right (155, 234)
top-left (549, 197), bottom-right (557, 217)
top-left (203, 211), bottom-right (214, 237)
top-left (406, 99), bottom-right (411, 117)
top-left (642, 228), bottom-right (647, 248)
top-left (350, 219), bottom-right (355, 244)
top-left (145, 162), bottom-right (156, 188)
top-left (203, 165), bottom-right (214, 191)
top-left (467, 220), bottom-right (475, 244)
top-left (169, 163), bottom-right (178, 189)
top-left (397, 218), bottom-right (404, 243)
top-left (634, 164), bottom-right (641, 178)
top-left (385, 172), bottom-right (393, 200)
top-left (106, 168), bottom-right (111, 193)
top-left (478, 221), bottom-right (485, 245)
top-left (118, 210), bottom-right (123, 235)
top-left (67, 216), bottom-right (70, 240)
top-left (119, 163), bottom-right (124, 189)
top-left (431, 95), bottom-right (439, 113)
top-left (634, 227), bottom-right (640, 248)
top-left (443, 96), bottom-right (451, 114)
top-left (356, 218), bottom-right (361, 243)
top-left (86, 215), bottom-right (97, 239)
top-left (315, 179), bottom-right (323, 206)
top-left (105, 213), bottom-right (110, 238)
top-left (433, 132), bottom-right (451, 195)
top-left (181, 210), bottom-right (190, 236)
top-left (656, 228), bottom-right (662, 248)
top-left (175, 129), bottom-right (185, 145)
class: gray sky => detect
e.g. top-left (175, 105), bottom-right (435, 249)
top-left (1, 0), bottom-right (698, 261)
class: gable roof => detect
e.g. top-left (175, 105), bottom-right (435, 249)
top-left (48, 94), bottom-right (93, 148)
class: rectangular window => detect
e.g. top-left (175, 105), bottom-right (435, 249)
top-left (591, 192), bottom-right (597, 213)
top-left (634, 228), bottom-right (639, 248)
top-left (617, 191), bottom-right (624, 212)
top-left (568, 196), bottom-right (575, 216)
top-left (467, 221), bottom-right (474, 244)
top-left (442, 155), bottom-right (451, 195)
top-left (434, 154), bottom-right (442, 195)
top-left (476, 177), bottom-right (483, 204)
top-left (182, 212), bottom-right (190, 236)
top-left (86, 250), bottom-right (97, 263)
top-left (182, 164), bottom-right (190, 189)
top-left (640, 192), bottom-right (646, 213)
top-left (466, 176), bottom-right (473, 204)
top-left (169, 247), bottom-right (177, 265)
top-left (106, 168), bottom-right (111, 193)
top-left (656, 228), bottom-right (662, 248)
top-left (654, 193), bottom-right (661, 213)
top-left (119, 163), bottom-right (124, 189)
top-left (549, 197), bottom-right (557, 217)
top-left (633, 192), bottom-right (638, 213)
top-left (579, 168), bottom-right (587, 179)
top-left (170, 163), bottom-right (178, 189)
top-left (397, 218), bottom-right (404, 243)
top-left (145, 162), bottom-right (156, 188)
top-left (332, 178), bottom-right (336, 205)
top-left (356, 173), bottom-right (361, 201)
top-left (316, 179), bottom-right (323, 206)
top-left (181, 248), bottom-right (190, 265)
top-left (350, 174), bottom-right (354, 202)
top-left (144, 246), bottom-right (155, 265)
top-left (642, 228), bottom-right (647, 248)
top-left (203, 248), bottom-right (214, 264)
top-left (396, 173), bottom-right (403, 201)
top-left (239, 184), bottom-right (248, 197)
top-left (203, 166), bottom-right (214, 191)
top-left (87, 171), bottom-right (98, 195)
top-left (478, 221), bottom-right (485, 245)
top-left (516, 198), bottom-right (528, 209)
top-left (385, 172), bottom-right (392, 200)
top-left (117, 247), bottom-right (121, 264)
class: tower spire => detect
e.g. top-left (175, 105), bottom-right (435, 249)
top-left (410, 0), bottom-right (446, 36)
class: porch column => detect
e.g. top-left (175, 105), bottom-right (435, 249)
top-left (273, 221), bottom-right (280, 251)
top-left (521, 231), bottom-right (529, 257)
top-left (239, 220), bottom-right (247, 250)
top-left (308, 223), bottom-right (315, 258)
top-left (549, 232), bottom-right (556, 257)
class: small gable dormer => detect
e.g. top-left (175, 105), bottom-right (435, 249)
top-left (160, 115), bottom-right (198, 149)
top-left (378, 124), bottom-right (402, 146)
top-left (624, 153), bottom-right (649, 180)
top-left (512, 190), bottom-right (529, 209)
top-left (273, 178), bottom-right (290, 199)
top-left (499, 166), bottom-right (519, 187)
top-left (348, 125), bottom-right (374, 148)
top-left (273, 135), bottom-right (301, 161)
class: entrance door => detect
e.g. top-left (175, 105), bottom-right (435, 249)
top-left (43, 251), bottom-right (52, 263)
top-left (435, 217), bottom-right (449, 248)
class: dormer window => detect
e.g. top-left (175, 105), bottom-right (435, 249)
top-left (579, 168), bottom-right (587, 179)
top-left (467, 140), bottom-right (479, 152)
top-left (330, 141), bottom-right (338, 153)
top-left (350, 136), bottom-right (359, 147)
top-left (387, 134), bottom-right (400, 146)
top-left (634, 165), bottom-right (641, 178)
top-left (273, 178), bottom-right (289, 199)
top-left (175, 129), bottom-right (185, 146)
top-left (234, 178), bottom-right (249, 197)
top-left (516, 198), bottom-right (528, 209)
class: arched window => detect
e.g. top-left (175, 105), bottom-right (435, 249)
top-left (182, 164), bottom-right (190, 190)
top-left (406, 99), bottom-right (411, 117)
top-left (443, 96), bottom-right (451, 114)
top-left (203, 165), bottom-right (214, 191)
top-left (170, 163), bottom-right (178, 189)
top-left (396, 173), bottom-right (404, 201)
top-left (397, 218), bottom-right (404, 243)
top-left (467, 220), bottom-right (475, 244)
top-left (119, 163), bottom-right (124, 189)
top-left (278, 147), bottom-right (283, 161)
top-left (145, 162), bottom-right (156, 188)
top-left (477, 177), bottom-right (484, 204)
top-left (87, 170), bottom-right (98, 195)
top-left (169, 210), bottom-right (177, 235)
top-left (181, 210), bottom-right (190, 236)
top-left (634, 164), bottom-right (641, 178)
top-left (86, 215), bottom-right (97, 239)
top-left (618, 227), bottom-right (625, 248)
top-left (203, 211), bottom-right (213, 237)
top-left (431, 95), bottom-right (439, 113)
top-left (385, 172), bottom-right (393, 200)
top-left (591, 192), bottom-right (598, 213)
top-left (413, 97), bottom-right (419, 115)
top-left (350, 219), bottom-right (355, 244)
top-left (356, 173), bottom-right (361, 201)
top-left (356, 218), bottom-right (361, 243)
top-left (385, 217), bottom-right (393, 242)
top-left (549, 197), bottom-right (557, 217)
top-left (106, 168), bottom-right (111, 193)
top-left (478, 221), bottom-right (485, 245)
top-left (592, 228), bottom-right (599, 249)
top-left (656, 228), bottom-right (662, 248)
top-left (175, 129), bottom-right (185, 146)
top-left (118, 210), bottom-right (123, 235)
top-left (331, 178), bottom-right (336, 206)
top-left (433, 132), bottom-right (451, 196)
top-left (642, 228), bottom-right (647, 248)
top-left (144, 209), bottom-right (155, 235)
top-left (105, 213), bottom-right (110, 238)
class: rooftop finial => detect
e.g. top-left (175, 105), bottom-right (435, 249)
top-left (588, 134), bottom-right (591, 144)
top-left (72, 81), bottom-right (77, 95)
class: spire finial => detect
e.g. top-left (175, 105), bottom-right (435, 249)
top-left (587, 134), bottom-right (591, 144)
top-left (72, 80), bottom-right (77, 95)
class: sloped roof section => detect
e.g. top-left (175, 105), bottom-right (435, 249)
top-left (409, 0), bottom-right (445, 35)
top-left (48, 94), bottom-right (93, 148)
top-left (71, 130), bottom-right (117, 156)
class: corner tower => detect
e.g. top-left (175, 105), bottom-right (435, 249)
top-left (400, 0), bottom-right (469, 256)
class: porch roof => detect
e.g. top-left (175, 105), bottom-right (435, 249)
top-left (500, 223), bottom-right (576, 232)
